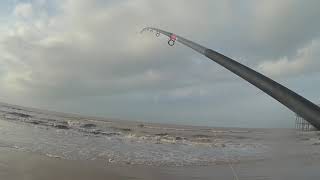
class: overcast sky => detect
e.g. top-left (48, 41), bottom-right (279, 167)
top-left (0, 0), bottom-right (319, 128)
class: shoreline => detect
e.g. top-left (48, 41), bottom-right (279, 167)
top-left (0, 147), bottom-right (237, 180)
top-left (1, 146), bottom-right (320, 180)
top-left (0, 103), bottom-right (320, 179)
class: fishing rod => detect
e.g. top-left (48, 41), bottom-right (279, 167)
top-left (141, 27), bottom-right (320, 130)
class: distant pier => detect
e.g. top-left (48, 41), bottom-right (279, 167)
top-left (295, 104), bottom-right (319, 131)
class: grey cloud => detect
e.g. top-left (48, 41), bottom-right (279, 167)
top-left (0, 0), bottom-right (319, 127)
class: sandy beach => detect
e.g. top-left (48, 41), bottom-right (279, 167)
top-left (1, 146), bottom-right (320, 180)
top-left (0, 102), bottom-right (320, 179)
top-left (0, 147), bottom-right (233, 180)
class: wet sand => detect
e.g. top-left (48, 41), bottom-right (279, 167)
top-left (0, 147), bottom-right (234, 180)
top-left (1, 147), bottom-right (320, 180)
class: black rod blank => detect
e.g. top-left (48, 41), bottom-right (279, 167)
top-left (142, 27), bottom-right (320, 129)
